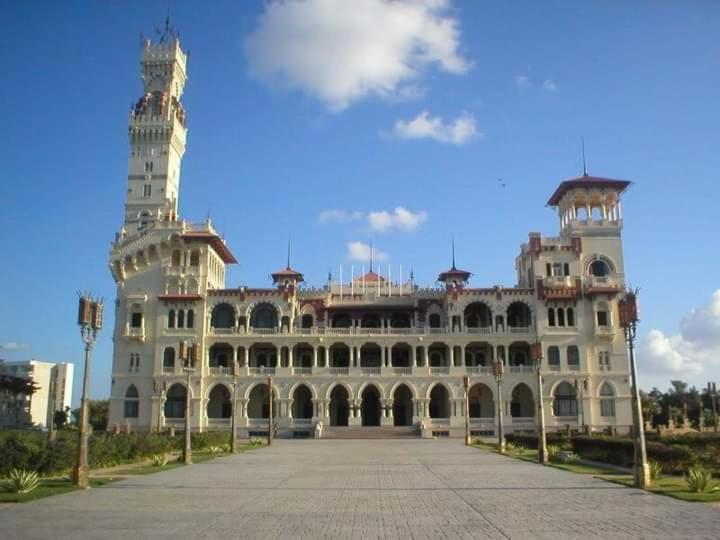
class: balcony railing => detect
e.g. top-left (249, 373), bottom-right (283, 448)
top-left (248, 367), bottom-right (276, 376)
top-left (392, 367), bottom-right (412, 376)
top-left (292, 367), bottom-right (312, 376)
top-left (291, 418), bottom-right (313, 426)
top-left (207, 325), bottom-right (536, 337)
top-left (509, 366), bottom-right (534, 374)
top-left (360, 367), bottom-right (381, 376)
top-left (124, 324), bottom-right (145, 341)
top-left (209, 367), bottom-right (231, 376)
top-left (466, 366), bottom-right (493, 375)
top-left (508, 326), bottom-right (532, 334)
top-left (429, 367), bottom-right (450, 375)
top-left (328, 367), bottom-right (349, 376)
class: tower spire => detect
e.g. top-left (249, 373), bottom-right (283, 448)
top-left (286, 236), bottom-right (291, 269)
top-left (581, 136), bottom-right (588, 177)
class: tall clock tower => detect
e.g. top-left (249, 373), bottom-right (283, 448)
top-left (124, 22), bottom-right (188, 232)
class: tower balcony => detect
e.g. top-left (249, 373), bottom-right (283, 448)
top-left (123, 323), bottom-right (146, 342)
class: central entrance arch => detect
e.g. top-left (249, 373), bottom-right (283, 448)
top-left (392, 384), bottom-right (413, 426)
top-left (329, 385), bottom-right (350, 426)
top-left (361, 386), bottom-right (382, 426)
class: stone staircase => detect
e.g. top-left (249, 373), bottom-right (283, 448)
top-left (321, 426), bottom-right (420, 439)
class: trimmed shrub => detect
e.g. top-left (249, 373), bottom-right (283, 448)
top-left (571, 435), bottom-right (693, 473)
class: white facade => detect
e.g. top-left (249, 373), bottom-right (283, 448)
top-left (0, 360), bottom-right (74, 429)
top-left (108, 31), bottom-right (634, 438)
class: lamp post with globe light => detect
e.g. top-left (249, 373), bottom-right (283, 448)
top-left (531, 342), bottom-right (548, 464)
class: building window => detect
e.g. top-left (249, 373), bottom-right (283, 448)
top-left (129, 353), bottom-right (140, 371)
top-left (190, 250), bottom-right (200, 266)
top-left (163, 347), bottom-right (175, 369)
top-left (553, 382), bottom-right (577, 417)
top-left (567, 308), bottom-right (575, 326)
top-left (130, 312), bottom-right (143, 328)
top-left (177, 310), bottom-right (185, 328)
top-left (187, 309), bottom-right (194, 328)
top-left (124, 385), bottom-right (139, 418)
top-left (548, 308), bottom-right (556, 327)
top-left (548, 346), bottom-right (560, 368)
top-left (428, 313), bottom-right (441, 328)
top-left (143, 184), bottom-right (152, 197)
top-left (144, 161), bottom-right (153, 173)
top-left (552, 263), bottom-right (563, 277)
top-left (600, 383), bottom-right (616, 417)
top-left (557, 308), bottom-right (565, 327)
top-left (596, 310), bottom-right (609, 327)
top-left (563, 263), bottom-right (570, 276)
top-left (589, 259), bottom-right (611, 277)
top-left (598, 351), bottom-right (611, 371)
top-left (567, 346), bottom-right (580, 369)
top-left (171, 250), bottom-right (181, 266)
top-left (168, 310), bottom-right (176, 328)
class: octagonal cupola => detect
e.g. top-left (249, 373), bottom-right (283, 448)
top-left (437, 239), bottom-right (471, 290)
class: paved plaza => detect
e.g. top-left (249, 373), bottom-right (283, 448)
top-left (2, 439), bottom-right (719, 539)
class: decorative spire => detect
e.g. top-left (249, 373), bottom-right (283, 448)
top-left (286, 236), bottom-right (291, 269)
top-left (581, 136), bottom-right (588, 177)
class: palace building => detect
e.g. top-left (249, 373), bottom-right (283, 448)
top-left (108, 28), bottom-right (634, 438)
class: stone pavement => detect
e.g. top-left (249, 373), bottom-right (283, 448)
top-left (2, 439), bottom-right (719, 539)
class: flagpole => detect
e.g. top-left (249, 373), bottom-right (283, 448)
top-left (388, 264), bottom-right (392, 297)
top-left (351, 265), bottom-right (354, 297)
top-left (340, 264), bottom-right (343, 298)
top-left (362, 264), bottom-right (365, 295)
top-left (400, 264), bottom-right (403, 296)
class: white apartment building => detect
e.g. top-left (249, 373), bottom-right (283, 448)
top-left (108, 28), bottom-right (634, 438)
top-left (0, 360), bottom-right (74, 429)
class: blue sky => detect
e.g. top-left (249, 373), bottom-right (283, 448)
top-left (1, 1), bottom-right (719, 403)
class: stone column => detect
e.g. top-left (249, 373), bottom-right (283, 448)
top-left (312, 347), bottom-right (318, 368)
top-left (381, 346), bottom-right (386, 368)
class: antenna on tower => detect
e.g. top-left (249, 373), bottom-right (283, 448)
top-left (451, 235), bottom-right (457, 270)
top-left (581, 136), bottom-right (588, 177)
top-left (286, 236), bottom-right (291, 269)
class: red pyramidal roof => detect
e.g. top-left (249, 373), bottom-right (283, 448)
top-left (355, 271), bottom-right (385, 282)
top-left (547, 175), bottom-right (631, 206)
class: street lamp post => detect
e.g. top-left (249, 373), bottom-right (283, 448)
top-left (708, 382), bottom-right (718, 433)
top-left (73, 294), bottom-right (103, 488)
top-left (531, 342), bottom-right (548, 464)
top-left (575, 377), bottom-right (588, 432)
top-left (179, 341), bottom-right (197, 465)
top-left (230, 359), bottom-right (239, 452)
top-left (494, 358), bottom-right (505, 454)
top-left (267, 376), bottom-right (273, 445)
top-left (619, 289), bottom-right (650, 488)
top-left (463, 375), bottom-right (471, 445)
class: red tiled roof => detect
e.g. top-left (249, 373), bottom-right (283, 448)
top-left (181, 231), bottom-right (237, 264)
top-left (437, 267), bottom-right (471, 282)
top-left (547, 176), bottom-right (631, 206)
top-left (271, 267), bottom-right (304, 283)
top-left (355, 271), bottom-right (385, 282)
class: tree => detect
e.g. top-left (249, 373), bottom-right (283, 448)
top-left (640, 391), bottom-right (661, 426)
top-left (71, 400), bottom-right (109, 432)
top-left (53, 407), bottom-right (70, 429)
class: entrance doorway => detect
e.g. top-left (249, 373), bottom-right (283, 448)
top-left (361, 386), bottom-right (381, 426)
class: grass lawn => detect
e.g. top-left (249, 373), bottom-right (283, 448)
top-left (601, 474), bottom-right (720, 503)
top-left (1, 443), bottom-right (264, 503)
top-left (0, 478), bottom-right (117, 504)
top-left (472, 440), bottom-right (720, 503)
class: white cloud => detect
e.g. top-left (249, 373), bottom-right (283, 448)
top-left (0, 342), bottom-right (28, 351)
top-left (244, 0), bottom-right (470, 111)
top-left (346, 241), bottom-right (388, 262)
top-left (542, 78), bottom-right (558, 91)
top-left (367, 207), bottom-right (428, 232)
top-left (639, 290), bottom-right (720, 379)
top-left (391, 111), bottom-right (478, 145)
top-left (319, 209), bottom-right (364, 224)
top-left (514, 74), bottom-right (530, 89)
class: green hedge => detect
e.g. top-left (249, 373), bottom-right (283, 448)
top-left (504, 432), bottom-right (571, 449)
top-left (0, 430), bottom-right (232, 477)
top-left (570, 435), bottom-right (698, 474)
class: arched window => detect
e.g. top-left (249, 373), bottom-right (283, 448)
top-left (567, 346), bottom-right (580, 369)
top-left (589, 259), bottom-right (611, 277)
top-left (171, 250), bottom-right (181, 266)
top-left (124, 385), bottom-right (139, 418)
top-left (164, 384), bottom-right (186, 418)
top-left (553, 382), bottom-right (577, 417)
top-left (211, 303), bottom-right (235, 329)
top-left (168, 309), bottom-right (176, 328)
top-left (557, 308), bottom-right (565, 327)
top-left (177, 309), bottom-right (185, 328)
top-left (186, 309), bottom-right (194, 328)
top-left (163, 347), bottom-right (175, 368)
top-left (548, 346), bottom-right (560, 368)
top-left (301, 314), bottom-right (313, 329)
top-left (566, 308), bottom-right (575, 327)
top-left (464, 303), bottom-right (492, 328)
top-left (428, 313), bottom-right (441, 328)
top-left (250, 304), bottom-right (278, 329)
top-left (600, 383), bottom-right (615, 417)
top-left (507, 302), bottom-right (531, 328)
top-left (548, 308), bottom-right (556, 327)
